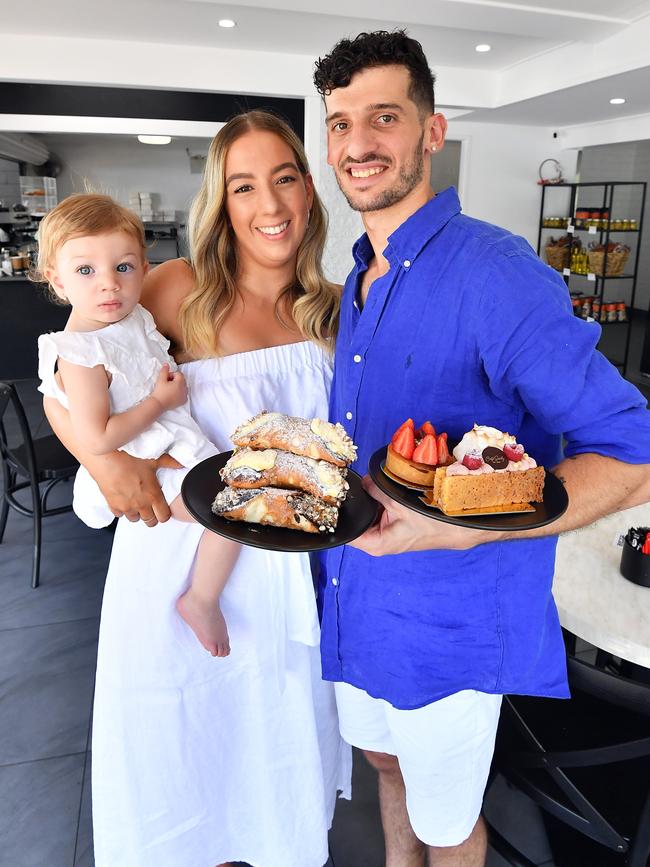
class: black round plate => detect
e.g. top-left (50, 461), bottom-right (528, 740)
top-left (181, 451), bottom-right (380, 552)
top-left (368, 445), bottom-right (568, 532)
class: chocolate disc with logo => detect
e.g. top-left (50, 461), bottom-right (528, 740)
top-left (482, 446), bottom-right (508, 470)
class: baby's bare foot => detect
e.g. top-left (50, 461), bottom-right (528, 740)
top-left (176, 591), bottom-right (230, 657)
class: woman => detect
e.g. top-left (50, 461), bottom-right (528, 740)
top-left (45, 111), bottom-right (350, 867)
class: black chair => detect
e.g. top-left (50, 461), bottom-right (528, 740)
top-left (487, 646), bottom-right (650, 867)
top-left (0, 381), bottom-right (79, 588)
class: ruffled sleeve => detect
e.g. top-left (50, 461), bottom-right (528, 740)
top-left (134, 304), bottom-right (173, 362)
top-left (37, 332), bottom-right (67, 403)
top-left (38, 329), bottom-right (124, 406)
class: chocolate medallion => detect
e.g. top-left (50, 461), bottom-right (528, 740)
top-left (482, 446), bottom-right (508, 470)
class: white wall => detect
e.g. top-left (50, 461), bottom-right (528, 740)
top-left (450, 119), bottom-right (579, 249)
top-left (40, 134), bottom-right (211, 220)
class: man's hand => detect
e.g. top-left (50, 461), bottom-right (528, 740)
top-left (350, 477), bottom-right (500, 556)
top-left (95, 451), bottom-right (182, 526)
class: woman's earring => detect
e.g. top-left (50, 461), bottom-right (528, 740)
top-left (307, 208), bottom-right (311, 225)
top-left (432, 145), bottom-right (437, 152)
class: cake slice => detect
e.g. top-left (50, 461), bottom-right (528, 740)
top-left (431, 424), bottom-right (545, 514)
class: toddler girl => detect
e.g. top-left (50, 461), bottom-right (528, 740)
top-left (37, 193), bottom-right (237, 657)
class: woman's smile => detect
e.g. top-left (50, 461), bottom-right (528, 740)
top-left (256, 219), bottom-right (290, 238)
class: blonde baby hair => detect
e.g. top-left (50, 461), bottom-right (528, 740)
top-left (33, 193), bottom-right (146, 304)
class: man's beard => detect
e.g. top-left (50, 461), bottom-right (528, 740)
top-left (337, 132), bottom-right (425, 213)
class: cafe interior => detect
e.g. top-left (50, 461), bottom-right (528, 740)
top-left (1, 1), bottom-right (650, 865)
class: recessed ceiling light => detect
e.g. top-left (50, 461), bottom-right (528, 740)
top-left (218, 18), bottom-right (236, 28)
top-left (609, 97), bottom-right (626, 105)
top-left (475, 44), bottom-right (491, 53)
top-left (137, 135), bottom-right (172, 145)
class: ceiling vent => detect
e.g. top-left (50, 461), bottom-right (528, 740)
top-left (0, 132), bottom-right (49, 165)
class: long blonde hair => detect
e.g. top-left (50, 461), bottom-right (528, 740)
top-left (181, 110), bottom-right (339, 357)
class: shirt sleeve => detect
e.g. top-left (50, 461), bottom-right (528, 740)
top-left (476, 246), bottom-right (650, 464)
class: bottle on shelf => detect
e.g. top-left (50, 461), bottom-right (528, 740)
top-left (1, 248), bottom-right (13, 277)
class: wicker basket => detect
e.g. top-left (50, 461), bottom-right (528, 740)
top-left (587, 247), bottom-right (630, 277)
top-left (545, 244), bottom-right (570, 272)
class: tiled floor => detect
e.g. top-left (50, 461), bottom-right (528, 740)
top-left (2, 310), bottom-right (648, 867)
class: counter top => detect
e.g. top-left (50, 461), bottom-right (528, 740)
top-left (553, 503), bottom-right (650, 668)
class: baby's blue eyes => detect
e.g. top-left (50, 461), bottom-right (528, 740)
top-left (75, 262), bottom-right (134, 275)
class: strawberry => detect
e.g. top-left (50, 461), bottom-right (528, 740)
top-left (437, 432), bottom-right (449, 464)
top-left (412, 433), bottom-right (438, 466)
top-left (504, 443), bottom-right (525, 462)
top-left (416, 420), bottom-right (436, 439)
top-left (462, 450), bottom-right (483, 470)
top-left (392, 425), bottom-right (415, 460)
top-left (391, 418), bottom-right (414, 446)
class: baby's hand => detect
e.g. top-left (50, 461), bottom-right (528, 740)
top-left (151, 363), bottom-right (187, 411)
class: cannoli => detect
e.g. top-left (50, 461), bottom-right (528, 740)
top-left (220, 448), bottom-right (349, 505)
top-left (212, 486), bottom-right (339, 534)
top-left (231, 411), bottom-right (357, 467)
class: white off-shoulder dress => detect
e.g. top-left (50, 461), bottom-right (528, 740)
top-left (91, 340), bottom-right (351, 867)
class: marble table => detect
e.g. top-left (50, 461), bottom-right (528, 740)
top-left (553, 502), bottom-right (650, 669)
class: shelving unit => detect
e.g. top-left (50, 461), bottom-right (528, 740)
top-left (537, 181), bottom-right (646, 375)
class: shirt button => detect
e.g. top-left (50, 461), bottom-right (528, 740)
top-left (403, 259), bottom-right (411, 268)
top-left (345, 411), bottom-right (353, 420)
top-left (332, 577), bottom-right (339, 587)
top-left (353, 354), bottom-right (362, 363)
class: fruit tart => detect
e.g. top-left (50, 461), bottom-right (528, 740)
top-left (384, 418), bottom-right (452, 488)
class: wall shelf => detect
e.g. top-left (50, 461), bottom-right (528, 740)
top-left (537, 181), bottom-right (647, 376)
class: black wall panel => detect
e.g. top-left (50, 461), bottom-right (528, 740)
top-left (0, 83), bottom-right (305, 139)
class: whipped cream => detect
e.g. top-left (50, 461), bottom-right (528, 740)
top-left (449, 424), bottom-right (537, 472)
top-left (452, 424), bottom-right (516, 462)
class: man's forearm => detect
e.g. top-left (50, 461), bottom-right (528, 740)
top-left (352, 453), bottom-right (650, 556)
top-left (502, 453), bottom-right (650, 542)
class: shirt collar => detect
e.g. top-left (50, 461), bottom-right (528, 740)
top-left (351, 186), bottom-right (461, 271)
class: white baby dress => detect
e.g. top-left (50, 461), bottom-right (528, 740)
top-left (91, 340), bottom-right (352, 867)
top-left (38, 304), bottom-right (216, 527)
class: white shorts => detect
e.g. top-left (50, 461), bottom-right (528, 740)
top-left (335, 682), bottom-right (502, 847)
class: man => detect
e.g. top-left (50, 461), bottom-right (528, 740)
top-left (314, 30), bottom-right (650, 866)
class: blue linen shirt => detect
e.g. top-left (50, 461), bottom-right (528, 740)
top-left (320, 187), bottom-right (650, 710)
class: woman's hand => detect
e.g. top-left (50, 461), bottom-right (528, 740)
top-left (93, 451), bottom-right (182, 525)
top-left (350, 477), bottom-right (501, 556)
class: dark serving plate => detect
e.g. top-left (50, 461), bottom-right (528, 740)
top-left (368, 445), bottom-right (569, 532)
top-left (182, 451), bottom-right (380, 552)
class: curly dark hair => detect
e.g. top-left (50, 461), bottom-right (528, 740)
top-left (313, 30), bottom-right (435, 116)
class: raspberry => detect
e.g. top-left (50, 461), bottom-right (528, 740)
top-left (462, 451), bottom-right (483, 470)
top-left (504, 443), bottom-right (525, 462)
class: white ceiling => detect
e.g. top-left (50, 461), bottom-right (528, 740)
top-left (2, 0), bottom-right (650, 130)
